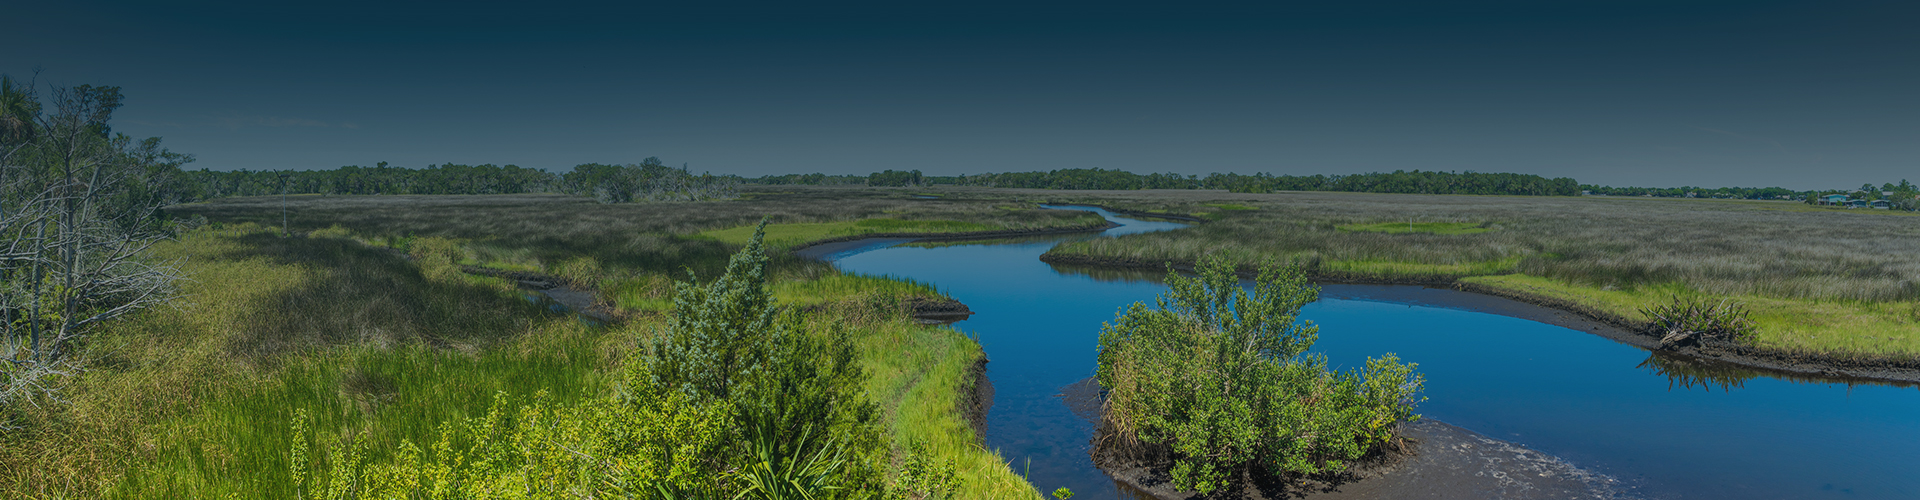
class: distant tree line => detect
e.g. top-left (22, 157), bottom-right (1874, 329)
top-left (753, 167), bottom-right (1585, 196)
top-left (171, 157), bottom-right (740, 203)
top-left (1579, 184), bottom-right (1803, 200)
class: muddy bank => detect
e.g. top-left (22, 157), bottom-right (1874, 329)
top-left (1101, 420), bottom-right (1632, 500)
top-left (962, 357), bottom-right (994, 442)
top-left (1056, 378), bottom-right (1633, 500)
top-left (1040, 253), bottom-right (1920, 384)
top-left (459, 265), bottom-right (615, 322)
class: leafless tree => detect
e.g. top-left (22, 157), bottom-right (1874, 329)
top-left (1, 79), bottom-right (187, 416)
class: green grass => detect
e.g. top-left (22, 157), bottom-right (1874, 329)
top-left (1462, 275), bottom-right (1920, 358)
top-left (1321, 255), bottom-right (1523, 277)
top-left (699, 218), bottom-right (999, 248)
top-left (3, 220), bottom-right (1043, 498)
top-left (1, 224), bottom-right (620, 497)
top-left (1337, 221), bottom-right (1490, 235)
top-left (855, 321), bottom-right (1041, 499)
top-left (1010, 188), bottom-right (1920, 359)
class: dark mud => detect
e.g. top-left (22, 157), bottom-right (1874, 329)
top-left (459, 265), bottom-right (615, 322)
top-left (904, 296), bottom-right (976, 324)
top-left (963, 357), bottom-right (994, 441)
top-left (1040, 254), bottom-right (1920, 384)
top-left (1057, 377), bottom-right (1635, 500)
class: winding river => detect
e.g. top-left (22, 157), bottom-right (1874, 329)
top-left (802, 206), bottom-right (1919, 500)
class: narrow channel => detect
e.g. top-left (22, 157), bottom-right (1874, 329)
top-left (806, 206), bottom-right (1920, 500)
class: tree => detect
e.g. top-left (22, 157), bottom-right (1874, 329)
top-left (2, 80), bottom-right (187, 414)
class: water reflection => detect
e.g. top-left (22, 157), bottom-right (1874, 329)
top-left (1640, 351), bottom-right (1919, 392)
top-left (1637, 353), bottom-right (1761, 392)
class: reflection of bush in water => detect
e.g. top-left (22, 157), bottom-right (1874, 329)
top-left (1638, 353), bottom-right (1760, 392)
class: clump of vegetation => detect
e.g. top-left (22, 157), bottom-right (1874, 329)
top-left (291, 222), bottom-right (888, 498)
top-left (1095, 256), bottom-right (1425, 495)
top-left (1642, 296), bottom-right (1758, 347)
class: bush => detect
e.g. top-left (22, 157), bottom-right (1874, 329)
top-left (1095, 255), bottom-right (1424, 495)
top-left (1641, 296), bottom-right (1758, 346)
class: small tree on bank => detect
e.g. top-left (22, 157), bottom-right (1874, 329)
top-left (1095, 256), bottom-right (1425, 495)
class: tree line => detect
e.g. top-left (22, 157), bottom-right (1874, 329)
top-left (173, 157), bottom-right (740, 203)
top-left (806, 168), bottom-right (1585, 196)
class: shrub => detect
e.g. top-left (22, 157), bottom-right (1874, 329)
top-left (1641, 296), bottom-right (1758, 346)
top-left (1095, 255), bottom-right (1425, 495)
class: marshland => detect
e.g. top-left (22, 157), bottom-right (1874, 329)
top-left (9, 2), bottom-right (1920, 496)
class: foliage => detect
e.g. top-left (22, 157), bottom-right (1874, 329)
top-left (286, 221), bottom-right (889, 498)
top-left (866, 169), bottom-right (924, 187)
top-left (1641, 296), bottom-right (1759, 345)
top-left (177, 162), bottom-right (558, 200)
top-left (1095, 256), bottom-right (1424, 495)
top-left (168, 157), bottom-right (740, 204)
top-left (1, 77), bottom-right (188, 413)
top-left (562, 157), bottom-right (740, 203)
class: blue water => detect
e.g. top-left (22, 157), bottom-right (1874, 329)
top-left (822, 206), bottom-right (1920, 500)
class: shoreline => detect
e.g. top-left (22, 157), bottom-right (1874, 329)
top-left (1038, 253), bottom-right (1920, 385)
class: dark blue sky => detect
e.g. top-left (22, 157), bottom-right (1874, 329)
top-left (8, 1), bottom-right (1916, 188)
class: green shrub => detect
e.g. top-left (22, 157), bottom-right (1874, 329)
top-left (1095, 255), bottom-right (1425, 495)
top-left (1642, 296), bottom-right (1758, 345)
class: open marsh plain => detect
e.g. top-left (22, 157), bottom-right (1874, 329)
top-left (948, 188), bottom-right (1920, 369)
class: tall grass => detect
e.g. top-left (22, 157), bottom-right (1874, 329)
top-left (3, 215), bottom-right (1042, 496)
top-left (1008, 189), bottom-right (1920, 302)
top-left (0, 224), bottom-right (620, 497)
top-left (1009, 189), bottom-right (1920, 357)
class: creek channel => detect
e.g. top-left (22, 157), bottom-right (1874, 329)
top-left (796, 205), bottom-right (1920, 500)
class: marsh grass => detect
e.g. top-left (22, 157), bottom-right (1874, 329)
top-left (698, 219), bottom-right (1000, 249)
top-left (10, 194), bottom-right (1046, 496)
top-left (1337, 221), bottom-right (1490, 235)
top-left (0, 224), bottom-right (620, 497)
top-left (970, 188), bottom-right (1920, 357)
top-left (168, 188), bottom-right (1103, 279)
top-left (1464, 275), bottom-right (1920, 358)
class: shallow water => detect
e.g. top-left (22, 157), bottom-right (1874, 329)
top-left (821, 206), bottom-right (1920, 500)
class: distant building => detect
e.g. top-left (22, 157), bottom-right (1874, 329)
top-left (1871, 200), bottom-right (1892, 210)
top-left (1847, 199), bottom-right (1869, 209)
top-left (1820, 194), bottom-right (1851, 206)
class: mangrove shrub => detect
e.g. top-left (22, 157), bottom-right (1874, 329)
top-left (1095, 256), bottom-right (1425, 495)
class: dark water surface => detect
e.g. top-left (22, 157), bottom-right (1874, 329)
top-left (816, 206), bottom-right (1920, 500)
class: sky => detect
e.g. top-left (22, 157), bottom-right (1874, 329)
top-left (6, 0), bottom-right (1917, 189)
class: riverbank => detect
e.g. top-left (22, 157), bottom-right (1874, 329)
top-left (1041, 252), bottom-right (1920, 384)
top-left (1096, 420), bottom-right (1629, 500)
